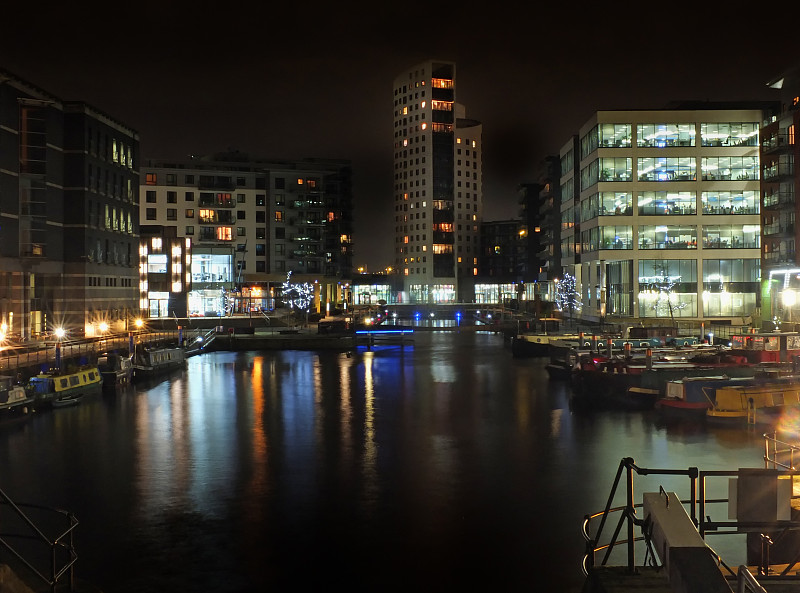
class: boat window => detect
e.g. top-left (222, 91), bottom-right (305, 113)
top-left (70, 376), bottom-right (80, 386)
top-left (60, 378), bottom-right (69, 388)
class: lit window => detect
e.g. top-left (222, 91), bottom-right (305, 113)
top-left (216, 227), bottom-right (232, 241)
top-left (145, 173), bottom-right (157, 185)
top-left (297, 178), bottom-right (303, 185)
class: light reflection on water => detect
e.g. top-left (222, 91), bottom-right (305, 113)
top-left (0, 331), bottom-right (771, 592)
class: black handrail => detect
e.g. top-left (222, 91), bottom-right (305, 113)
top-left (0, 487), bottom-right (78, 592)
top-left (582, 457), bottom-right (800, 580)
top-left (582, 457), bottom-right (698, 574)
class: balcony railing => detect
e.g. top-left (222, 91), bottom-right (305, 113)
top-left (761, 133), bottom-right (793, 153)
top-left (764, 251), bottom-right (796, 263)
top-left (763, 163), bottom-right (795, 181)
top-left (763, 191), bottom-right (795, 209)
top-left (762, 222), bottom-right (795, 237)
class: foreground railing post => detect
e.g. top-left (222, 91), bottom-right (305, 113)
top-left (688, 466), bottom-right (698, 526)
top-left (626, 459), bottom-right (635, 572)
top-left (760, 534), bottom-right (772, 576)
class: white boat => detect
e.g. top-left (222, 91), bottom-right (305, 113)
top-left (0, 375), bottom-right (33, 411)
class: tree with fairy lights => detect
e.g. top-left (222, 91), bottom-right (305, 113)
top-left (554, 273), bottom-right (582, 326)
top-left (281, 272), bottom-right (314, 325)
top-left (645, 268), bottom-right (686, 326)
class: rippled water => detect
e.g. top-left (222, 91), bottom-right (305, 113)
top-left (0, 331), bottom-right (768, 592)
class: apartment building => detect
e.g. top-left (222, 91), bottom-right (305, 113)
top-left (0, 69), bottom-right (139, 339)
top-left (561, 102), bottom-right (779, 327)
top-left (139, 156), bottom-right (353, 317)
top-left (393, 60), bottom-right (483, 303)
top-left (760, 65), bottom-right (800, 325)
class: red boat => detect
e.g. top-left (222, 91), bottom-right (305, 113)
top-left (729, 332), bottom-right (800, 363)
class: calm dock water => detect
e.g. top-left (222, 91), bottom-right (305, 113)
top-left (0, 331), bottom-right (769, 592)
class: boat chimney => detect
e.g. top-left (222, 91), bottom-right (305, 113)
top-left (646, 348), bottom-right (653, 370)
top-left (624, 341), bottom-right (632, 359)
top-left (606, 338), bottom-right (613, 357)
top-left (591, 334), bottom-right (598, 352)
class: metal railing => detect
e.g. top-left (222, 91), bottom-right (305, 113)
top-left (0, 484), bottom-right (78, 592)
top-left (764, 431), bottom-right (800, 470)
top-left (582, 457), bottom-right (800, 581)
top-left (0, 330), bottom-right (182, 375)
top-left (738, 565), bottom-right (768, 593)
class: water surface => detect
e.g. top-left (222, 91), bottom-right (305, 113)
top-left (0, 331), bottom-right (769, 592)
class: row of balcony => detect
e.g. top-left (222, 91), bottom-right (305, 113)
top-left (762, 222), bottom-right (795, 237)
top-left (763, 163), bottom-right (795, 181)
top-left (764, 251), bottom-right (796, 264)
top-left (761, 133), bottom-right (793, 153)
top-left (763, 191), bottom-right (796, 209)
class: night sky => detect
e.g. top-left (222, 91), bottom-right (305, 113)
top-left (2, 3), bottom-right (796, 270)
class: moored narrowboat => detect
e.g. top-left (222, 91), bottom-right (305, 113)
top-left (27, 366), bottom-right (102, 407)
top-left (707, 379), bottom-right (800, 425)
top-left (132, 346), bottom-right (186, 382)
top-left (97, 352), bottom-right (133, 388)
top-left (655, 375), bottom-right (757, 419)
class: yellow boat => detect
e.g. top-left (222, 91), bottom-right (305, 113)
top-left (707, 380), bottom-right (800, 425)
top-left (28, 366), bottom-right (102, 407)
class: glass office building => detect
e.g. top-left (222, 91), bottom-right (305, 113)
top-left (559, 104), bottom-right (778, 326)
